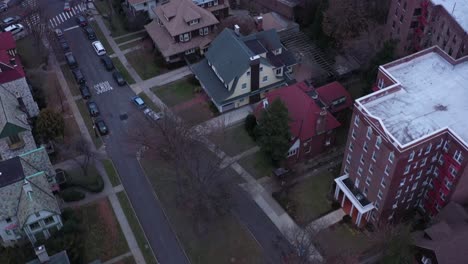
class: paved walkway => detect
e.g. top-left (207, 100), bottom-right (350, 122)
top-left (307, 209), bottom-right (345, 231)
top-left (94, 15), bottom-right (143, 83)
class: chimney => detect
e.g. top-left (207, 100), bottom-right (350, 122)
top-left (234, 24), bottom-right (240, 36)
top-left (35, 245), bottom-right (50, 263)
top-left (315, 108), bottom-right (328, 135)
top-left (249, 55), bottom-right (261, 98)
top-left (10, 57), bottom-right (16, 67)
top-left (256, 16), bottom-right (263, 31)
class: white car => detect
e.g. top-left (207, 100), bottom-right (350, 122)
top-left (143, 108), bottom-right (161, 121)
top-left (4, 24), bottom-right (24, 35)
top-left (92, 41), bottom-right (106, 56)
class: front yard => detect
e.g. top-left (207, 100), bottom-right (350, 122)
top-left (151, 79), bottom-right (198, 107)
top-left (141, 158), bottom-right (263, 263)
top-left (210, 124), bottom-right (256, 156)
top-left (76, 198), bottom-right (129, 262)
top-left (125, 48), bottom-right (164, 80)
top-left (238, 151), bottom-right (274, 179)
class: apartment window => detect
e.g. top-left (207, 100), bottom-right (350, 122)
top-left (396, 189), bottom-right (402, 198)
top-left (377, 190), bottom-right (383, 200)
top-left (363, 187), bottom-right (368, 197)
top-left (371, 151), bottom-right (377, 162)
top-left (413, 161), bottom-right (418, 169)
top-left (440, 191), bottom-right (446, 201)
top-left (453, 150), bottom-right (464, 164)
top-left (432, 153), bottom-right (438, 163)
top-left (375, 136), bottom-right (382, 149)
top-left (375, 201), bottom-right (380, 211)
top-left (389, 152), bottom-right (395, 163)
top-left (408, 151), bottom-right (415, 161)
top-left (355, 178), bottom-right (360, 188)
top-left (357, 167), bottom-right (363, 176)
top-left (351, 128), bottom-right (356, 139)
top-left (434, 167), bottom-right (439, 177)
top-left (381, 178), bottom-right (387, 188)
top-left (262, 76), bottom-right (268, 82)
top-left (438, 155), bottom-right (444, 165)
top-left (445, 177), bottom-right (453, 190)
top-left (418, 148), bottom-right (423, 157)
top-left (409, 174), bottom-right (414, 182)
top-left (29, 222), bottom-right (40, 231)
top-left (344, 165), bottom-right (349, 174)
top-left (360, 154), bottom-right (365, 165)
top-left (366, 127), bottom-right (372, 139)
top-left (354, 115), bottom-right (360, 127)
top-left (421, 157), bottom-right (427, 166)
top-left (404, 165), bottom-right (410, 174)
top-left (400, 177), bottom-right (406, 187)
top-left (400, 15), bottom-right (404, 22)
top-left (349, 142), bottom-right (354, 152)
top-left (425, 143), bottom-right (432, 154)
top-left (44, 216), bottom-right (55, 225)
top-left (365, 176), bottom-right (371, 186)
top-left (363, 142), bottom-right (368, 152)
top-left (384, 165), bottom-right (390, 175)
top-left (411, 182), bottom-right (418, 191)
top-left (436, 138), bottom-right (443, 149)
top-left (241, 83), bottom-right (247, 89)
top-left (416, 170), bottom-right (422, 180)
top-left (346, 154), bottom-right (352, 164)
top-left (443, 141), bottom-right (450, 152)
top-left (368, 164), bottom-right (374, 174)
top-left (449, 165), bottom-right (458, 177)
top-left (392, 20), bottom-right (396, 29)
top-left (407, 192), bottom-right (413, 202)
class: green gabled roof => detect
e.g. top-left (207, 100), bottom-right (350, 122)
top-left (0, 122), bottom-right (27, 139)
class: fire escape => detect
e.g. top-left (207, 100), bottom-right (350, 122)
top-left (413, 0), bottom-right (429, 52)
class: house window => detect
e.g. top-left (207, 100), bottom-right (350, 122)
top-left (29, 222), bottom-right (40, 231)
top-left (275, 68), bottom-right (282, 75)
top-left (184, 48), bottom-right (195, 55)
top-left (360, 154), bottom-right (365, 165)
top-left (241, 83), bottom-right (247, 89)
top-left (375, 136), bottom-right (382, 149)
top-left (357, 167), bottom-right (363, 176)
top-left (179, 33), bottom-right (190, 42)
top-left (349, 142), bottom-right (354, 152)
top-left (377, 78), bottom-right (385, 89)
top-left (213, 0), bottom-right (218, 5)
top-left (384, 165), bottom-right (390, 175)
top-left (189, 19), bottom-right (199, 25)
top-left (246, 71), bottom-right (250, 76)
top-left (354, 115), bottom-right (360, 127)
top-left (199, 27), bottom-right (209, 36)
top-left (377, 190), bottom-right (383, 200)
top-left (453, 150), bottom-right (463, 164)
top-left (262, 76), bottom-right (268, 82)
top-left (408, 151), bottom-right (415, 161)
top-left (371, 151), bottom-right (377, 162)
top-left (421, 157), bottom-right (427, 166)
top-left (363, 142), bottom-right (368, 152)
top-left (44, 216), bottom-right (55, 225)
top-left (389, 152), bottom-right (394, 163)
top-left (259, 66), bottom-right (263, 72)
top-left (365, 176), bottom-right (371, 186)
top-left (287, 148), bottom-right (298, 157)
top-left (425, 143), bottom-right (432, 154)
top-left (404, 165), bottom-right (410, 174)
top-left (366, 127), bottom-right (372, 139)
top-left (449, 165), bottom-right (458, 177)
top-left (346, 154), bottom-right (351, 164)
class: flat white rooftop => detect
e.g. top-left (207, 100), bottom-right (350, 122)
top-left (362, 51), bottom-right (468, 145)
top-left (432, 0), bottom-right (468, 33)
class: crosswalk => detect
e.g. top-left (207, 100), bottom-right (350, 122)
top-left (49, 3), bottom-right (87, 28)
top-left (94, 81), bottom-right (114, 95)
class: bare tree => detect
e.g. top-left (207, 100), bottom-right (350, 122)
top-left (62, 136), bottom-right (95, 176)
top-left (282, 225), bottom-right (321, 264)
top-left (23, 3), bottom-right (50, 65)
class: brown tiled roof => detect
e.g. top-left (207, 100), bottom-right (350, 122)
top-left (152, 0), bottom-right (219, 37)
top-left (204, 2), bottom-right (229, 13)
top-left (145, 20), bottom-right (215, 57)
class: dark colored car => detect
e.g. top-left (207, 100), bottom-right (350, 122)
top-left (65, 52), bottom-right (78, 69)
top-left (0, 3), bottom-right (8, 12)
top-left (112, 71), bottom-right (126, 86)
top-left (87, 101), bottom-right (100, 117)
top-left (100, 55), bottom-right (114, 71)
top-left (95, 119), bottom-right (108, 135)
top-left (59, 39), bottom-right (70, 52)
top-left (75, 15), bottom-right (87, 27)
top-left (79, 84), bottom-right (91, 99)
top-left (83, 26), bottom-right (96, 40)
top-left (72, 69), bottom-right (85, 84)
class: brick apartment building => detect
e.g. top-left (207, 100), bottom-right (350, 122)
top-left (334, 46), bottom-right (468, 227)
top-left (386, 0), bottom-right (468, 59)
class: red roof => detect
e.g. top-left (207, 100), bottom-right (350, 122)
top-left (255, 82), bottom-right (340, 141)
top-left (315, 81), bottom-right (353, 113)
top-left (0, 32), bottom-right (16, 51)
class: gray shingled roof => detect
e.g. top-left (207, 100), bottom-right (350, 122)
top-left (0, 84), bottom-right (29, 139)
top-left (27, 250), bottom-right (71, 264)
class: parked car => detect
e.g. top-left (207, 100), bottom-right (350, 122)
top-left (143, 108), bottom-right (161, 121)
top-left (83, 26), bottom-right (96, 40)
top-left (2, 16), bottom-right (20, 26)
top-left (132, 96), bottom-right (146, 109)
top-left (79, 84), bottom-right (91, 99)
top-left (95, 119), bottom-right (108, 135)
top-left (75, 15), bottom-right (87, 26)
top-left (100, 55), bottom-right (114, 71)
top-left (0, 3), bottom-right (8, 12)
top-left (65, 52), bottom-right (78, 69)
top-left (86, 101), bottom-right (100, 117)
top-left (91, 41), bottom-right (106, 56)
top-left (4, 24), bottom-right (23, 35)
top-left (63, 2), bottom-right (70, 11)
top-left (112, 71), bottom-right (125, 86)
top-left (54, 28), bottom-right (63, 39)
top-left (72, 69), bottom-right (85, 84)
top-left (59, 39), bottom-right (70, 52)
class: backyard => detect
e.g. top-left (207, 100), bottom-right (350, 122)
top-left (75, 198), bottom-right (129, 262)
top-left (141, 158), bottom-right (263, 263)
top-left (210, 124), bottom-right (256, 157)
top-left (238, 151), bottom-right (274, 179)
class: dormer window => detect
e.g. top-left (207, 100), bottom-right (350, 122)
top-left (189, 19), bottom-right (199, 26)
top-left (275, 67), bottom-right (282, 76)
top-left (199, 27), bottom-right (209, 36)
top-left (208, 1), bottom-right (213, 6)
top-left (179, 33), bottom-right (190, 42)
top-left (273, 48), bottom-right (282, 55)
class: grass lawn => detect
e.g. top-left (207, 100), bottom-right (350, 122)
top-left (119, 40), bottom-right (142, 51)
top-left (76, 198), bottom-right (129, 262)
top-left (152, 79), bottom-right (198, 107)
top-left (60, 65), bottom-right (81, 96)
top-left (125, 49), bottom-right (161, 80)
top-left (141, 158), bottom-right (263, 263)
top-left (66, 165), bottom-right (104, 193)
top-left (238, 151), bottom-right (274, 179)
top-left (104, 15), bottom-right (132, 37)
top-left (138, 92), bottom-right (160, 112)
top-left (177, 102), bottom-right (213, 126)
top-left (210, 124), bottom-right (256, 156)
top-left (112, 57), bottom-right (136, 84)
top-left (102, 159), bottom-right (120, 186)
top-left (90, 21), bottom-right (115, 55)
top-left (93, 0), bottom-right (111, 15)
top-left (315, 222), bottom-right (372, 258)
top-left (115, 31), bottom-right (147, 44)
top-left (283, 171), bottom-right (334, 225)
top-left (117, 192), bottom-right (158, 264)
top-left (16, 36), bottom-right (46, 68)
top-left (76, 99), bottom-right (103, 148)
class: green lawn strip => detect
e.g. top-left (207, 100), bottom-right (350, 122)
top-left (115, 31), bottom-right (147, 44)
top-left (112, 57), bottom-right (136, 84)
top-left (238, 151), bottom-right (274, 179)
top-left (90, 21), bottom-right (115, 55)
top-left (102, 159), bottom-right (121, 186)
top-left (137, 92), bottom-right (160, 112)
top-left (125, 49), bottom-right (161, 80)
top-left (210, 124), bottom-right (256, 156)
top-left (119, 40), bottom-right (142, 51)
top-left (60, 65), bottom-right (81, 96)
top-left (117, 191), bottom-right (158, 264)
top-left (75, 99), bottom-right (103, 148)
top-left (316, 223), bottom-right (372, 256)
top-left (141, 159), bottom-right (263, 263)
top-left (151, 80), bottom-right (197, 107)
top-left (17, 36), bottom-right (46, 68)
top-left (77, 198), bottom-right (130, 262)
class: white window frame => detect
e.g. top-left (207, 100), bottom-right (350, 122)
top-left (360, 154), bottom-right (365, 165)
top-left (262, 76), bottom-right (268, 82)
top-left (241, 83), bottom-right (247, 89)
top-left (454, 150), bottom-right (463, 164)
top-left (375, 136), bottom-right (382, 149)
top-left (389, 152), bottom-right (395, 163)
top-left (400, 177), bottom-right (406, 187)
top-left (346, 153), bottom-right (352, 164)
top-left (404, 165), bottom-right (410, 174)
top-left (421, 157), bottom-right (427, 166)
top-left (368, 164), bottom-right (374, 174)
top-left (408, 151), bottom-right (415, 161)
top-left (351, 128), bottom-right (356, 139)
top-left (416, 170), bottom-right (422, 180)
top-left (366, 127), bottom-right (372, 139)
top-left (275, 68), bottom-right (282, 75)
top-left (287, 148), bottom-right (298, 157)
top-left (349, 142), bottom-right (354, 152)
top-left (381, 178), bottom-right (387, 188)
top-left (384, 165), bottom-right (390, 175)
top-left (396, 189), bottom-right (402, 198)
top-left (357, 167), bottom-right (363, 176)
top-left (443, 141), bottom-right (449, 152)
top-left (371, 151), bottom-right (377, 162)
top-left (449, 165), bottom-right (457, 177)
top-left (354, 115), bottom-right (360, 127)
top-left (444, 177), bottom-right (453, 189)
top-left (436, 138), bottom-right (443, 149)
top-left (344, 164), bottom-right (349, 174)
top-left (412, 182), bottom-right (418, 191)
top-left (427, 165), bottom-right (434, 174)
top-left (363, 141), bottom-right (368, 152)
top-left (355, 178), bottom-right (360, 188)
top-left (365, 176), bottom-right (371, 186)
top-left (377, 190), bottom-right (383, 200)
top-left (425, 143), bottom-right (432, 154)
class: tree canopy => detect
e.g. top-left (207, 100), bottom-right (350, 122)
top-left (35, 109), bottom-right (65, 142)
